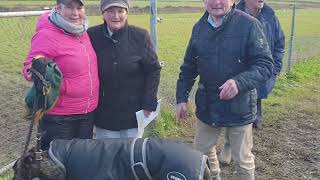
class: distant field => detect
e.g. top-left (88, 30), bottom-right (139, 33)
top-left (1, 0), bottom-right (203, 9)
top-left (1, 0), bottom-right (320, 11)
top-left (2, 1), bottom-right (204, 8)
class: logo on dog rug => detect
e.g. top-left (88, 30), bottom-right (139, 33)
top-left (167, 171), bottom-right (187, 180)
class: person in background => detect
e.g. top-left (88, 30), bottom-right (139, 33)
top-left (238, 0), bottom-right (285, 129)
top-left (88, 0), bottom-right (161, 139)
top-left (219, 0), bottom-right (285, 165)
top-left (175, 0), bottom-right (274, 179)
top-left (22, 0), bottom-right (99, 150)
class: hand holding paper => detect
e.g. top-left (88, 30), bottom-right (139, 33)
top-left (136, 100), bottom-right (161, 138)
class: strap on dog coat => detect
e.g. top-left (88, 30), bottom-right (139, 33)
top-left (131, 138), bottom-right (152, 180)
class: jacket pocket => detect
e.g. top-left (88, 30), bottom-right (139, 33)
top-left (221, 36), bottom-right (244, 60)
top-left (195, 89), bottom-right (207, 112)
top-left (229, 89), bottom-right (257, 116)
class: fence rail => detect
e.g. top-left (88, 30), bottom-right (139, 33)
top-left (0, 10), bottom-right (49, 18)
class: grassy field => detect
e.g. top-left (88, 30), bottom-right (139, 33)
top-left (1, 0), bottom-right (320, 11)
top-left (0, 6), bottom-right (320, 179)
top-left (0, 0), bottom-right (204, 8)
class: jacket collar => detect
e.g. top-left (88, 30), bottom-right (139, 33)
top-left (236, 0), bottom-right (275, 16)
top-left (102, 21), bottom-right (128, 39)
top-left (200, 3), bottom-right (236, 30)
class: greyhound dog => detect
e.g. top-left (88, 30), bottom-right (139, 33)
top-left (13, 138), bottom-right (211, 180)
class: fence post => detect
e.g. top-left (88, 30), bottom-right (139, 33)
top-left (287, 0), bottom-right (296, 72)
top-left (150, 0), bottom-right (157, 52)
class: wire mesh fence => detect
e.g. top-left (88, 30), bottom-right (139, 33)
top-left (0, 0), bottom-right (320, 176)
top-left (0, 15), bottom-right (38, 173)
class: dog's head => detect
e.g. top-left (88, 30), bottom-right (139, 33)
top-left (13, 147), bottom-right (41, 180)
top-left (12, 147), bottom-right (66, 180)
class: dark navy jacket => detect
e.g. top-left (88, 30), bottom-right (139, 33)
top-left (176, 7), bottom-right (274, 127)
top-left (237, 1), bottom-right (285, 99)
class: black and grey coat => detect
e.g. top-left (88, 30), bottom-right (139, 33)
top-left (176, 7), bottom-right (274, 127)
top-left (49, 138), bottom-right (209, 180)
top-left (88, 22), bottom-right (161, 130)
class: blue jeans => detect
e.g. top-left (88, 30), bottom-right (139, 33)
top-left (40, 112), bottom-right (94, 150)
top-left (94, 126), bottom-right (138, 139)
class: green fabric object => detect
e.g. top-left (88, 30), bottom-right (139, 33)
top-left (25, 59), bottom-right (62, 118)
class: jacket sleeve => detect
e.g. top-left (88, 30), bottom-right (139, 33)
top-left (141, 31), bottom-right (161, 111)
top-left (176, 27), bottom-right (198, 104)
top-left (272, 16), bottom-right (285, 75)
top-left (23, 32), bottom-right (56, 81)
top-left (233, 20), bottom-right (274, 93)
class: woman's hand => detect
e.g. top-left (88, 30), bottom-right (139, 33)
top-left (143, 110), bottom-right (151, 117)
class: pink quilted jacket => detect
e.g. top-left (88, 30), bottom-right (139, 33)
top-left (23, 13), bottom-right (99, 115)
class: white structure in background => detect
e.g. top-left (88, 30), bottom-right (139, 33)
top-left (157, 16), bottom-right (163, 23)
top-left (0, 10), bottom-right (49, 18)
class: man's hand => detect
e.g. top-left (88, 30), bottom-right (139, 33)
top-left (176, 102), bottom-right (188, 119)
top-left (143, 110), bottom-right (151, 117)
top-left (219, 79), bottom-right (239, 100)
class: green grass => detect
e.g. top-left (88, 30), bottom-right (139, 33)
top-left (262, 57), bottom-right (320, 128)
top-left (0, 171), bottom-right (13, 180)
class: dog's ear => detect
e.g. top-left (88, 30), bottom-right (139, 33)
top-left (13, 159), bottom-right (18, 170)
top-left (21, 147), bottom-right (38, 166)
top-left (12, 147), bottom-right (42, 180)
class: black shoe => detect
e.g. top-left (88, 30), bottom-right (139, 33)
top-left (253, 121), bottom-right (262, 129)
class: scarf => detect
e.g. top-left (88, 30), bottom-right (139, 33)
top-left (49, 7), bottom-right (88, 36)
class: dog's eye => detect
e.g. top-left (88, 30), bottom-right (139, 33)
top-left (24, 155), bottom-right (34, 164)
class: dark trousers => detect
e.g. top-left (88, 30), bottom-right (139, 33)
top-left (40, 112), bottom-right (94, 150)
top-left (253, 99), bottom-right (262, 128)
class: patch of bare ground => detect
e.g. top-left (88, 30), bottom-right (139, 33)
top-left (217, 79), bottom-right (320, 180)
top-left (0, 73), bottom-right (35, 168)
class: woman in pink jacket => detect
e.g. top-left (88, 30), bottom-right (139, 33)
top-left (23, 0), bottom-right (99, 150)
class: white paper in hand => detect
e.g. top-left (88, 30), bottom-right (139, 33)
top-left (135, 99), bottom-right (161, 138)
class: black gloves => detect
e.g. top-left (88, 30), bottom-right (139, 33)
top-left (31, 57), bottom-right (52, 93)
